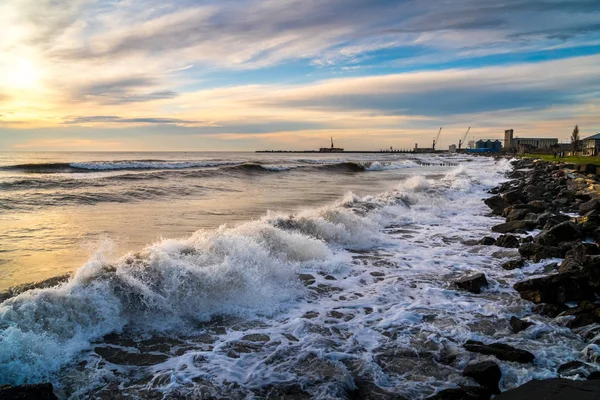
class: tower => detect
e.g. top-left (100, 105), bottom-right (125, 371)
top-left (504, 129), bottom-right (514, 149)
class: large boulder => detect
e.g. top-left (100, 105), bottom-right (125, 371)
top-left (462, 361), bottom-right (501, 394)
top-left (505, 208), bottom-right (529, 222)
top-left (463, 340), bottom-right (534, 363)
top-left (513, 271), bottom-right (596, 304)
top-left (478, 237), bottom-right (496, 246)
top-left (503, 190), bottom-right (524, 204)
top-left (484, 195), bottom-right (509, 215)
top-left (535, 221), bottom-right (581, 246)
top-left (494, 378), bottom-right (600, 400)
top-left (454, 273), bottom-right (488, 294)
top-left (0, 384), bottom-right (58, 400)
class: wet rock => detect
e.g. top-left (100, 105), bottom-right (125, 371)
top-left (484, 195), bottom-right (509, 215)
top-left (347, 378), bottom-right (408, 400)
top-left (427, 386), bottom-right (491, 400)
top-left (283, 333), bottom-right (299, 342)
top-left (558, 360), bottom-right (597, 378)
top-left (303, 311), bottom-right (319, 319)
top-left (509, 316), bottom-right (533, 333)
top-left (370, 271), bottom-right (386, 277)
top-left (324, 275), bottom-right (336, 280)
top-left (454, 273), bottom-right (488, 294)
top-left (0, 383), bottom-right (58, 400)
top-left (463, 340), bottom-right (535, 363)
top-left (505, 208), bottom-right (529, 222)
top-left (513, 272), bottom-right (596, 304)
top-left (518, 242), bottom-right (564, 262)
top-left (502, 259), bottom-right (525, 270)
top-left (297, 273), bottom-right (315, 286)
top-left (95, 346), bottom-right (169, 366)
top-left (526, 200), bottom-right (548, 213)
top-left (579, 199), bottom-right (600, 215)
top-left (560, 301), bottom-right (600, 329)
top-left (494, 378), bottom-right (600, 400)
top-left (495, 235), bottom-right (519, 248)
top-left (260, 383), bottom-right (311, 399)
top-left (588, 371), bottom-right (600, 380)
top-left (492, 220), bottom-right (535, 234)
top-left (241, 334), bottom-right (270, 342)
top-left (533, 303), bottom-right (568, 318)
top-left (478, 236), bottom-right (496, 245)
top-left (328, 310), bottom-right (345, 319)
top-left (462, 361), bottom-right (501, 394)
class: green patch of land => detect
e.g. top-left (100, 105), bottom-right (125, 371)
top-left (522, 154), bottom-right (600, 165)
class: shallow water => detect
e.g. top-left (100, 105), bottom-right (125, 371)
top-left (0, 152), bottom-right (593, 399)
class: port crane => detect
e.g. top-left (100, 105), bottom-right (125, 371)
top-left (458, 127), bottom-right (471, 150)
top-left (432, 127), bottom-right (442, 151)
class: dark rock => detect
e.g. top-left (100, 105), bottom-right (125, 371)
top-left (297, 273), bottom-right (315, 286)
top-left (558, 360), bottom-right (597, 378)
top-left (502, 259), bottom-right (525, 270)
top-left (558, 257), bottom-right (583, 274)
top-left (536, 221), bottom-right (581, 246)
top-left (518, 242), bottom-right (564, 262)
top-left (588, 371), bottom-right (600, 380)
top-left (492, 220), bottom-right (535, 234)
top-left (561, 301), bottom-right (600, 329)
top-left (463, 340), bottom-right (535, 363)
top-left (579, 199), bottom-right (600, 215)
top-left (495, 235), bottom-right (519, 248)
top-left (510, 316), bottom-right (533, 333)
top-left (241, 334), bottom-right (270, 342)
top-left (454, 273), bottom-right (488, 294)
top-left (533, 303), bottom-right (568, 318)
top-left (260, 383), bottom-right (312, 399)
top-left (0, 384), bottom-right (58, 400)
top-left (484, 195), bottom-right (509, 215)
top-left (505, 208), bottom-right (529, 222)
top-left (514, 272), bottom-right (596, 304)
top-left (347, 378), bottom-right (408, 400)
top-left (478, 236), bottom-right (496, 246)
top-left (462, 361), bottom-right (501, 394)
top-left (494, 378), bottom-right (600, 400)
top-left (503, 190), bottom-right (524, 204)
top-left (94, 346), bottom-right (169, 366)
top-left (526, 200), bottom-right (548, 213)
top-left (427, 386), bottom-right (491, 400)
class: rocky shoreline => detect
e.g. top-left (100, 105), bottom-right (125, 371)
top-left (4, 157), bottom-right (600, 399)
top-left (437, 157), bottom-right (600, 399)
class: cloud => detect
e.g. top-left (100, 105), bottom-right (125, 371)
top-left (63, 115), bottom-right (202, 126)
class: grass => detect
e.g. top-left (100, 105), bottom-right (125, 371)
top-left (522, 154), bottom-right (600, 165)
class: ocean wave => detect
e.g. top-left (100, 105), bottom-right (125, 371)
top-left (1, 160), bottom-right (236, 173)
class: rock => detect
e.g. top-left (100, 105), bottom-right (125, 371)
top-left (0, 384), bottom-right (58, 400)
top-left (513, 271), bottom-right (596, 304)
top-left (463, 340), bottom-right (535, 363)
top-left (533, 303), bottom-right (568, 318)
top-left (558, 360), bottom-right (597, 378)
top-left (526, 200), bottom-right (548, 213)
top-left (297, 273), bottom-right (315, 286)
top-left (495, 235), bottom-right (519, 248)
top-left (462, 361), bottom-right (501, 394)
top-left (478, 236), bottom-right (496, 245)
top-left (241, 334), bottom-right (270, 342)
top-left (454, 273), bottom-right (488, 294)
top-left (505, 208), bottom-right (529, 222)
top-left (503, 190), bottom-right (523, 204)
top-left (588, 371), bottom-right (600, 380)
top-left (510, 316), bottom-right (533, 333)
top-left (484, 195), bottom-right (509, 215)
top-left (494, 378), bottom-right (600, 400)
top-left (518, 242), bottom-right (564, 262)
top-left (579, 199), bottom-right (600, 215)
top-left (94, 346), bottom-right (169, 366)
top-left (536, 221), bottom-right (582, 246)
top-left (324, 274), bottom-right (336, 280)
top-left (492, 220), bottom-right (535, 234)
top-left (502, 259), bottom-right (525, 270)
top-left (561, 301), bottom-right (600, 329)
top-left (427, 387), bottom-right (491, 400)
top-left (347, 378), bottom-right (408, 400)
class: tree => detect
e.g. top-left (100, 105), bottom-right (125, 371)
top-left (571, 125), bottom-right (580, 153)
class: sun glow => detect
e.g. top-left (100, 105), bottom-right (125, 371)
top-left (3, 57), bottom-right (40, 89)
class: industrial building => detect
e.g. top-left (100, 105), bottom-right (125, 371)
top-left (504, 129), bottom-right (558, 151)
top-left (466, 139), bottom-right (502, 153)
top-left (582, 133), bottom-right (600, 156)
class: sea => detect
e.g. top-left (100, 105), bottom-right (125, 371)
top-left (0, 152), bottom-right (592, 399)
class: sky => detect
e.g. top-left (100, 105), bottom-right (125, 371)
top-left (0, 0), bottom-right (599, 151)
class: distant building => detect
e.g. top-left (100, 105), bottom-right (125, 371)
top-left (582, 133), bottom-right (600, 156)
top-left (504, 129), bottom-right (558, 151)
top-left (320, 137), bottom-right (344, 152)
top-left (474, 139), bottom-right (502, 152)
